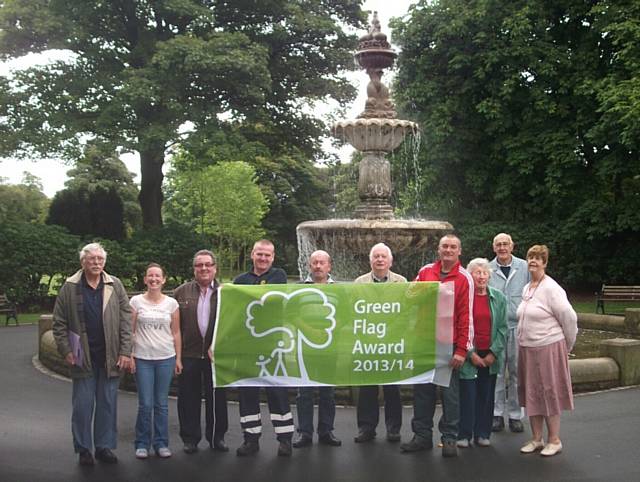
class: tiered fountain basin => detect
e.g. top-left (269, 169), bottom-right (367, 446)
top-left (297, 218), bottom-right (452, 281)
top-left (333, 118), bottom-right (418, 152)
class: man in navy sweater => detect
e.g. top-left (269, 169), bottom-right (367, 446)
top-left (234, 239), bottom-right (295, 457)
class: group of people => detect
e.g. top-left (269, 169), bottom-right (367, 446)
top-left (51, 232), bottom-right (577, 467)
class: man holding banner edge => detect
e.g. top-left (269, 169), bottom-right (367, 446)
top-left (400, 234), bottom-right (474, 458)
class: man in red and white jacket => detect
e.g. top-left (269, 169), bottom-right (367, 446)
top-left (400, 234), bottom-right (474, 458)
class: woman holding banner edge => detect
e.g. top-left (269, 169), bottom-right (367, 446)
top-left (457, 258), bottom-right (507, 448)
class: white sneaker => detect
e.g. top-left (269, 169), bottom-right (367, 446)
top-left (157, 447), bottom-right (172, 458)
top-left (456, 439), bottom-right (470, 448)
top-left (520, 440), bottom-right (544, 454)
top-left (135, 448), bottom-right (148, 459)
top-left (476, 437), bottom-right (491, 447)
top-left (540, 441), bottom-right (562, 456)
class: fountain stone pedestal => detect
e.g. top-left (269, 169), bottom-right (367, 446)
top-left (297, 12), bottom-right (453, 280)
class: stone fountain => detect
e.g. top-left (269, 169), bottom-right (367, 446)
top-left (297, 13), bottom-right (452, 280)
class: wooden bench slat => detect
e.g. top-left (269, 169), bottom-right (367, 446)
top-left (596, 284), bottom-right (640, 314)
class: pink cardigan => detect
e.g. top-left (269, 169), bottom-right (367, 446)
top-left (516, 275), bottom-right (578, 350)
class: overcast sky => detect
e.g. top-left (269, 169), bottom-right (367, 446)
top-left (0, 0), bottom-right (418, 197)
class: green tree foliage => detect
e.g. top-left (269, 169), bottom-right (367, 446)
top-left (46, 143), bottom-right (142, 240)
top-left (391, 0), bottom-right (640, 286)
top-left (93, 238), bottom-right (136, 289)
top-left (124, 223), bottom-right (209, 288)
top-left (47, 185), bottom-right (126, 240)
top-left (0, 222), bottom-right (79, 305)
top-left (166, 158), bottom-right (268, 272)
top-left (175, 126), bottom-right (334, 272)
top-left (0, 0), bottom-right (365, 228)
top-left (0, 173), bottom-right (49, 224)
top-left (323, 158), bottom-right (359, 217)
top-left (64, 143), bottom-right (142, 233)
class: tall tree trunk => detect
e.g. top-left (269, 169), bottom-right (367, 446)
top-left (139, 146), bottom-right (165, 228)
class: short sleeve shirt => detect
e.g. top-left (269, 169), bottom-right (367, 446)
top-left (131, 295), bottom-right (179, 360)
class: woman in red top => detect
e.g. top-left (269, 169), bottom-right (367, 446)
top-left (457, 258), bottom-right (507, 448)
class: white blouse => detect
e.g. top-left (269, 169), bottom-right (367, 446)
top-left (130, 294), bottom-right (179, 360)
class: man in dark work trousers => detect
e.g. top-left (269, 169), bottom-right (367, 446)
top-left (233, 239), bottom-right (295, 457)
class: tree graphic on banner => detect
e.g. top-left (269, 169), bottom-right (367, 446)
top-left (245, 288), bottom-right (336, 381)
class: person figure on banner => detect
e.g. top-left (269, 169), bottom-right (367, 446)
top-left (257, 354), bottom-right (274, 376)
top-left (269, 338), bottom-right (295, 376)
top-left (353, 242), bottom-right (407, 444)
top-left (489, 233), bottom-right (529, 433)
top-left (173, 250), bottom-right (229, 454)
top-left (400, 234), bottom-right (474, 458)
top-left (233, 239), bottom-right (295, 457)
top-left (292, 249), bottom-right (342, 449)
top-left (52, 242), bottom-right (132, 466)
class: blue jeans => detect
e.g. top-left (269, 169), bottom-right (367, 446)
top-left (296, 386), bottom-right (336, 436)
top-left (459, 367), bottom-right (496, 441)
top-left (411, 369), bottom-right (460, 443)
top-left (134, 357), bottom-right (175, 450)
top-left (72, 365), bottom-right (120, 453)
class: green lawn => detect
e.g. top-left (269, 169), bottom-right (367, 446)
top-left (1, 312), bottom-right (41, 325)
top-left (569, 296), bottom-right (640, 315)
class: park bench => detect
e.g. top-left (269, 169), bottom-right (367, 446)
top-left (0, 294), bottom-right (18, 326)
top-left (595, 285), bottom-right (640, 314)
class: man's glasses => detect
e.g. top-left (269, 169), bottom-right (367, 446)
top-left (194, 263), bottom-right (215, 269)
top-left (86, 256), bottom-right (105, 264)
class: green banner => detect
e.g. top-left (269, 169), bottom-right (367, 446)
top-left (212, 281), bottom-right (454, 387)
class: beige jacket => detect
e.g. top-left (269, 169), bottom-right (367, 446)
top-left (354, 270), bottom-right (407, 283)
top-left (52, 269), bottom-right (132, 378)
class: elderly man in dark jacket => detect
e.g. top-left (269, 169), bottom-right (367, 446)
top-left (53, 242), bottom-right (132, 466)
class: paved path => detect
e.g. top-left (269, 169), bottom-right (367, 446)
top-left (1, 324), bottom-right (639, 482)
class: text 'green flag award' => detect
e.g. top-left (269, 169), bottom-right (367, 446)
top-left (212, 281), bottom-right (455, 387)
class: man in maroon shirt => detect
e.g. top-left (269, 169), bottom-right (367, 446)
top-left (400, 234), bottom-right (474, 457)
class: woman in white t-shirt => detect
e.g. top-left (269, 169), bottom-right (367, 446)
top-left (130, 263), bottom-right (182, 459)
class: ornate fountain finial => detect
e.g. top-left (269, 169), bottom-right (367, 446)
top-left (369, 11), bottom-right (381, 35)
top-left (332, 12), bottom-right (418, 220)
top-left (355, 12), bottom-right (397, 119)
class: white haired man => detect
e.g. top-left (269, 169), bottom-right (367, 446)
top-left (353, 243), bottom-right (406, 444)
top-left (52, 242), bottom-right (132, 466)
top-left (489, 233), bottom-right (530, 433)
